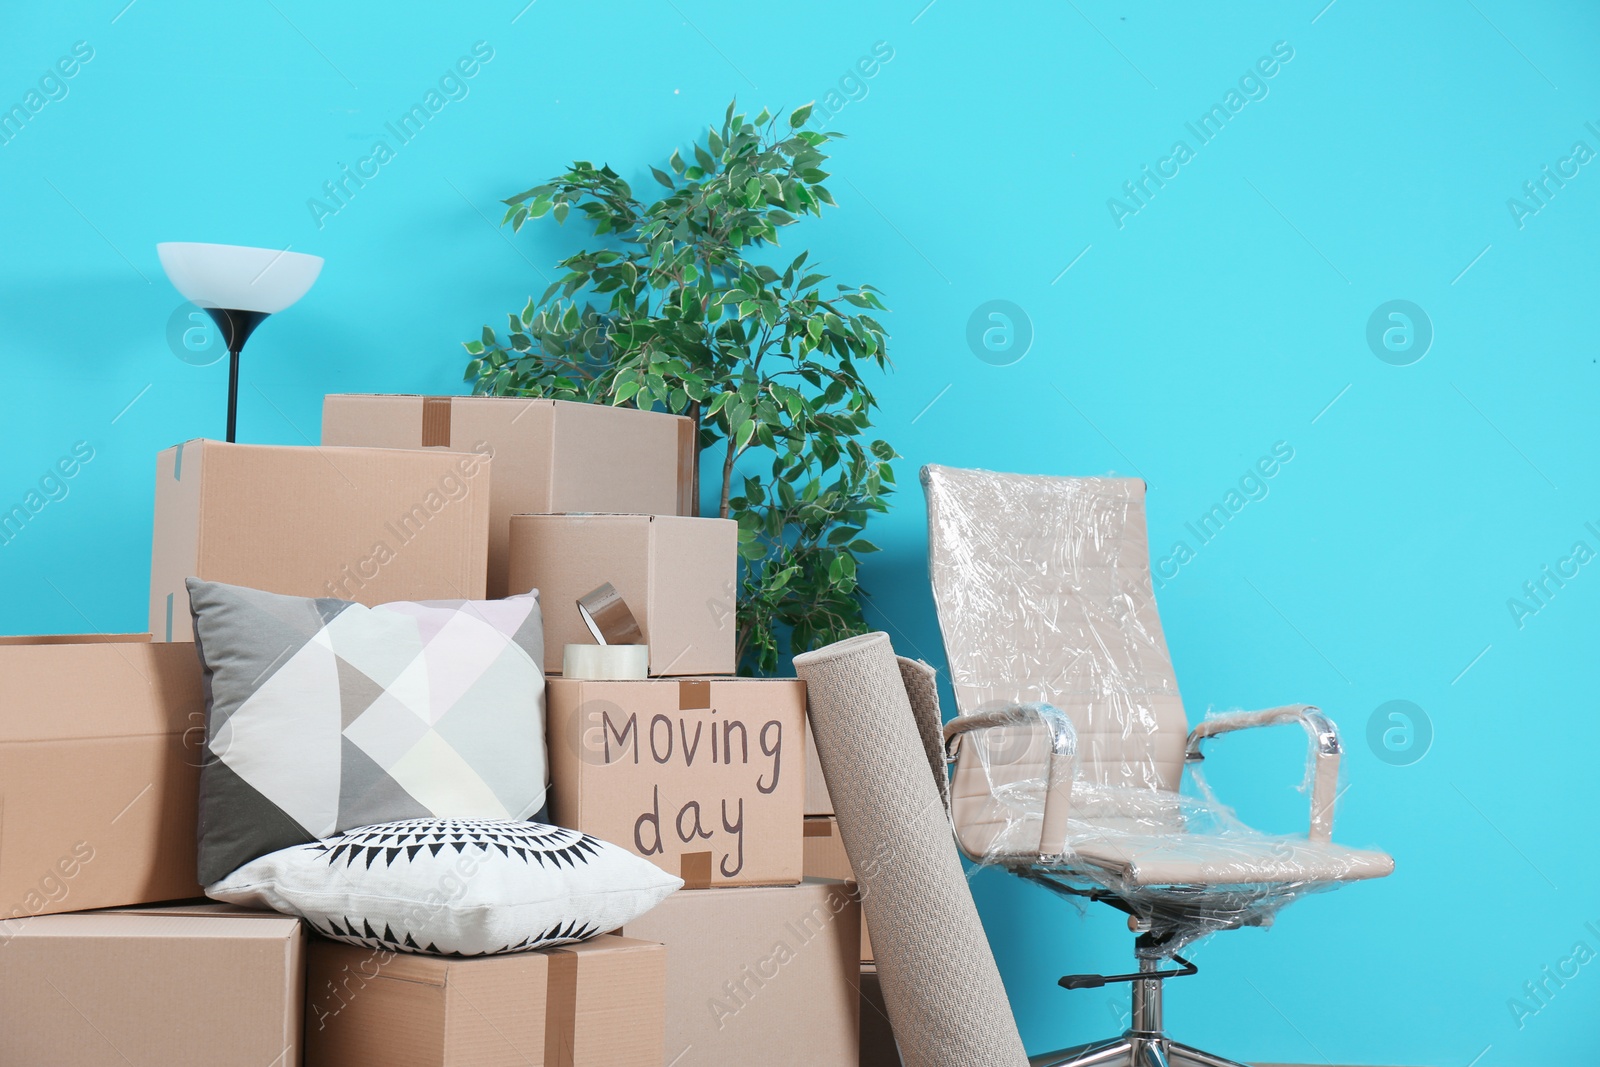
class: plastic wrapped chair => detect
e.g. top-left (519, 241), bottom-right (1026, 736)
top-left (922, 465), bottom-right (1393, 1067)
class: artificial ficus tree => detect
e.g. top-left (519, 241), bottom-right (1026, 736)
top-left (462, 100), bottom-right (895, 674)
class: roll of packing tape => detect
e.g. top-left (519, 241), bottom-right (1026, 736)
top-left (576, 582), bottom-right (644, 646)
top-left (562, 644), bottom-right (649, 680)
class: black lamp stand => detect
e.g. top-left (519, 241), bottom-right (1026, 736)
top-left (202, 308), bottom-right (268, 444)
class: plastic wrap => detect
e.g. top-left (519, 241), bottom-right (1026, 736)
top-left (921, 465), bottom-right (1392, 950)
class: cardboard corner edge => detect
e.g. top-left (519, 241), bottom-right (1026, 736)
top-left (149, 439), bottom-right (206, 643)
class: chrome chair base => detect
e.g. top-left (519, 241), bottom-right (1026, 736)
top-left (1031, 943), bottom-right (1250, 1067)
top-left (1030, 1033), bottom-right (1250, 1067)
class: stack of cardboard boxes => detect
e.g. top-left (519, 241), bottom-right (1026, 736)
top-left (0, 394), bottom-right (886, 1067)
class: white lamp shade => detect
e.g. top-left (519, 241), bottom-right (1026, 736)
top-left (157, 242), bottom-right (323, 314)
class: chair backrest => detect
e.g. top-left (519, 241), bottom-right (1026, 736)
top-left (922, 465), bottom-right (1189, 853)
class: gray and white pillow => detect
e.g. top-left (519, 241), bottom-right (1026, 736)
top-left (208, 818), bottom-right (682, 956)
top-left (188, 579), bottom-right (548, 884)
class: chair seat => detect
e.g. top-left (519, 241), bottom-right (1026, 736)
top-left (1063, 832), bottom-right (1394, 887)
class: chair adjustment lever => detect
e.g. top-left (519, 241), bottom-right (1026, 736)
top-left (1058, 954), bottom-right (1197, 990)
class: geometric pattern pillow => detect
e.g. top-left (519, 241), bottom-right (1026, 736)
top-left (206, 818), bottom-right (682, 956)
top-left (187, 579), bottom-right (547, 884)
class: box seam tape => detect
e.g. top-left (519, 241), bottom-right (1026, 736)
top-left (421, 396), bottom-right (452, 448)
top-left (544, 949), bottom-right (579, 1067)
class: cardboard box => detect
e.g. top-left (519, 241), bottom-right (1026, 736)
top-left (803, 817), bottom-right (872, 961)
top-left (858, 965), bottom-right (902, 1067)
top-left (622, 879), bottom-right (860, 1067)
top-left (150, 439), bottom-right (491, 642)
top-left (306, 933), bottom-right (665, 1067)
top-left (0, 634), bottom-right (204, 920)
top-left (804, 719), bottom-right (834, 815)
top-left (546, 678), bottom-right (806, 887)
top-left (508, 514), bottom-right (736, 676)
top-left (322, 395), bottom-right (696, 598)
top-left (0, 905), bottom-right (304, 1066)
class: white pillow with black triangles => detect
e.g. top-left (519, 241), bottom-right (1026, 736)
top-left (207, 818), bottom-right (682, 956)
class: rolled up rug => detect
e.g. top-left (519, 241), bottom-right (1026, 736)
top-left (794, 631), bottom-right (1027, 1067)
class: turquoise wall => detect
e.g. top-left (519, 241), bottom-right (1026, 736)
top-left (3, 2), bottom-right (1596, 1063)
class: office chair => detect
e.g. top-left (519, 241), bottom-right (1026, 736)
top-left (921, 465), bottom-right (1393, 1067)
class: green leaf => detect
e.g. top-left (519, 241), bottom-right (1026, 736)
top-left (669, 148), bottom-right (686, 175)
top-left (735, 418), bottom-right (757, 450)
top-left (789, 103), bottom-right (813, 128)
top-left (650, 166), bottom-right (675, 188)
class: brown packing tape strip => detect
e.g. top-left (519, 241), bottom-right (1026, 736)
top-left (421, 396), bottom-right (452, 447)
top-left (678, 680), bottom-right (710, 711)
top-left (576, 582), bottom-right (643, 645)
top-left (0, 633), bottom-right (150, 645)
top-left (680, 851), bottom-right (713, 889)
top-left (544, 949), bottom-right (579, 1067)
top-left (676, 417), bottom-right (697, 517)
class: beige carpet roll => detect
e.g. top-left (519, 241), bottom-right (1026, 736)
top-left (794, 632), bottom-right (1027, 1067)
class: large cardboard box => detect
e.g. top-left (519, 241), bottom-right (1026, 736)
top-left (546, 678), bottom-right (806, 887)
top-left (306, 933), bottom-right (665, 1067)
top-left (804, 817), bottom-right (872, 961)
top-left (150, 439), bottom-right (491, 642)
top-left (508, 514), bottom-right (736, 676)
top-left (622, 879), bottom-right (860, 1067)
top-left (0, 905), bottom-right (304, 1066)
top-left (322, 395), bottom-right (696, 598)
top-left (0, 634), bottom-right (204, 920)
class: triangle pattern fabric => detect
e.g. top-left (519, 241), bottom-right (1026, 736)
top-left (433, 649), bottom-right (547, 818)
top-left (386, 731), bottom-right (509, 818)
top-left (343, 687), bottom-right (431, 771)
top-left (195, 757), bottom-right (323, 885)
top-left (206, 817), bottom-right (679, 957)
top-left (216, 638), bottom-right (343, 840)
top-left (187, 580), bottom-right (547, 891)
top-left (338, 737), bottom-right (430, 829)
top-left (421, 609), bottom-right (511, 718)
top-left (335, 655), bottom-right (388, 730)
top-left (320, 604), bottom-right (422, 692)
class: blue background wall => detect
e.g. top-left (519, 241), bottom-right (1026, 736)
top-left (3, 2), bottom-right (1597, 1063)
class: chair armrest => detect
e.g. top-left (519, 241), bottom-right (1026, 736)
top-left (1184, 704), bottom-right (1342, 841)
top-left (944, 703), bottom-right (1077, 861)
